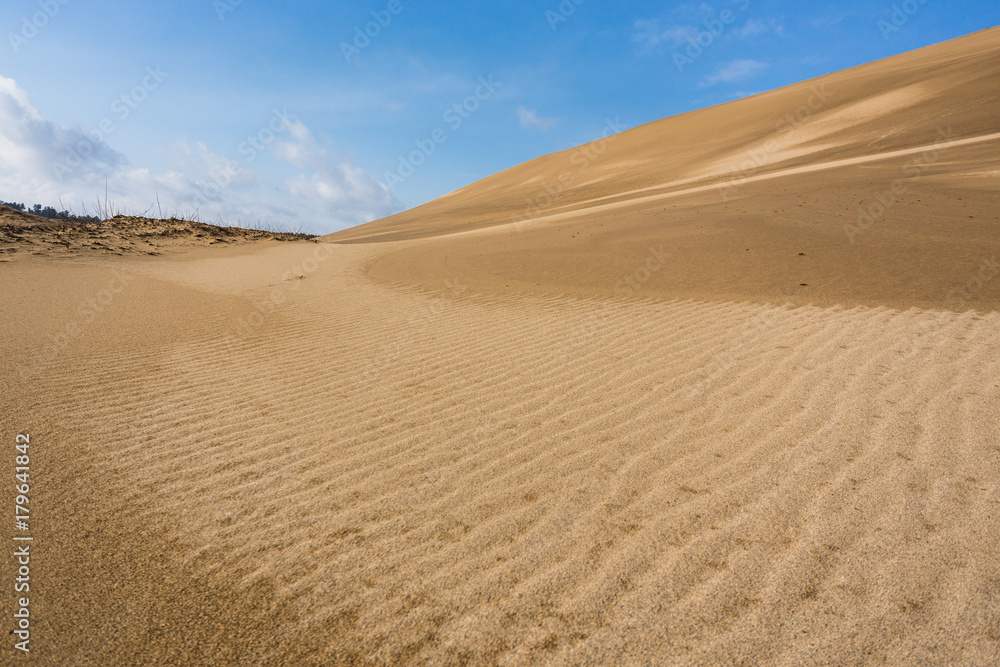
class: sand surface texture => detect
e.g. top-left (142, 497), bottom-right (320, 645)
top-left (2, 28), bottom-right (999, 666)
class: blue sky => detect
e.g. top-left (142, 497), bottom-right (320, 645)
top-left (1, 0), bottom-right (997, 233)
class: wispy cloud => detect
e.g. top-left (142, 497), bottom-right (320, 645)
top-left (811, 14), bottom-right (846, 28)
top-left (0, 76), bottom-right (396, 233)
top-left (632, 4), bottom-right (768, 59)
top-left (0, 75), bottom-right (125, 186)
top-left (515, 105), bottom-right (557, 131)
top-left (699, 59), bottom-right (768, 87)
top-left (274, 122), bottom-right (396, 226)
top-left (738, 18), bottom-right (784, 38)
top-left (632, 18), bottom-right (697, 52)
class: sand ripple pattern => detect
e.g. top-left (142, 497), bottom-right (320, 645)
top-left (28, 246), bottom-right (1000, 665)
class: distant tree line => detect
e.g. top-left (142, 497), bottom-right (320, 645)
top-left (0, 200), bottom-right (100, 223)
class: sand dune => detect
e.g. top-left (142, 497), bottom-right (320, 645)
top-left (2, 28), bottom-right (999, 666)
top-left (0, 208), bottom-right (311, 259)
top-left (4, 244), bottom-right (999, 664)
top-left (329, 28), bottom-right (1000, 312)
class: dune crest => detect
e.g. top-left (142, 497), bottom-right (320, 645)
top-left (328, 28), bottom-right (1000, 312)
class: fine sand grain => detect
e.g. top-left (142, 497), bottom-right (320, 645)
top-left (2, 27), bottom-right (999, 666)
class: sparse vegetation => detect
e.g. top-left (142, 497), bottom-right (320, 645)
top-left (0, 196), bottom-right (315, 239)
top-left (0, 200), bottom-right (99, 223)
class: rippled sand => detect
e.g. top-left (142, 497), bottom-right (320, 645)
top-left (2, 27), bottom-right (999, 666)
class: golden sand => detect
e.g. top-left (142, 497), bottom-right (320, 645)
top-left (2, 28), bottom-right (999, 665)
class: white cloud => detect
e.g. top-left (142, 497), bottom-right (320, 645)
top-left (273, 122), bottom-right (395, 229)
top-left (632, 18), bottom-right (697, 52)
top-left (699, 59), bottom-right (768, 87)
top-left (0, 75), bottom-right (125, 194)
top-left (811, 15), bottom-right (845, 28)
top-left (268, 119), bottom-right (325, 169)
top-left (738, 18), bottom-right (784, 38)
top-left (0, 76), bottom-right (396, 234)
top-left (515, 105), bottom-right (557, 131)
top-left (633, 6), bottom-right (783, 56)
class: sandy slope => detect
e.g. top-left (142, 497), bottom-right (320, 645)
top-left (328, 27), bottom-right (1000, 312)
top-left (2, 28), bottom-right (999, 666)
